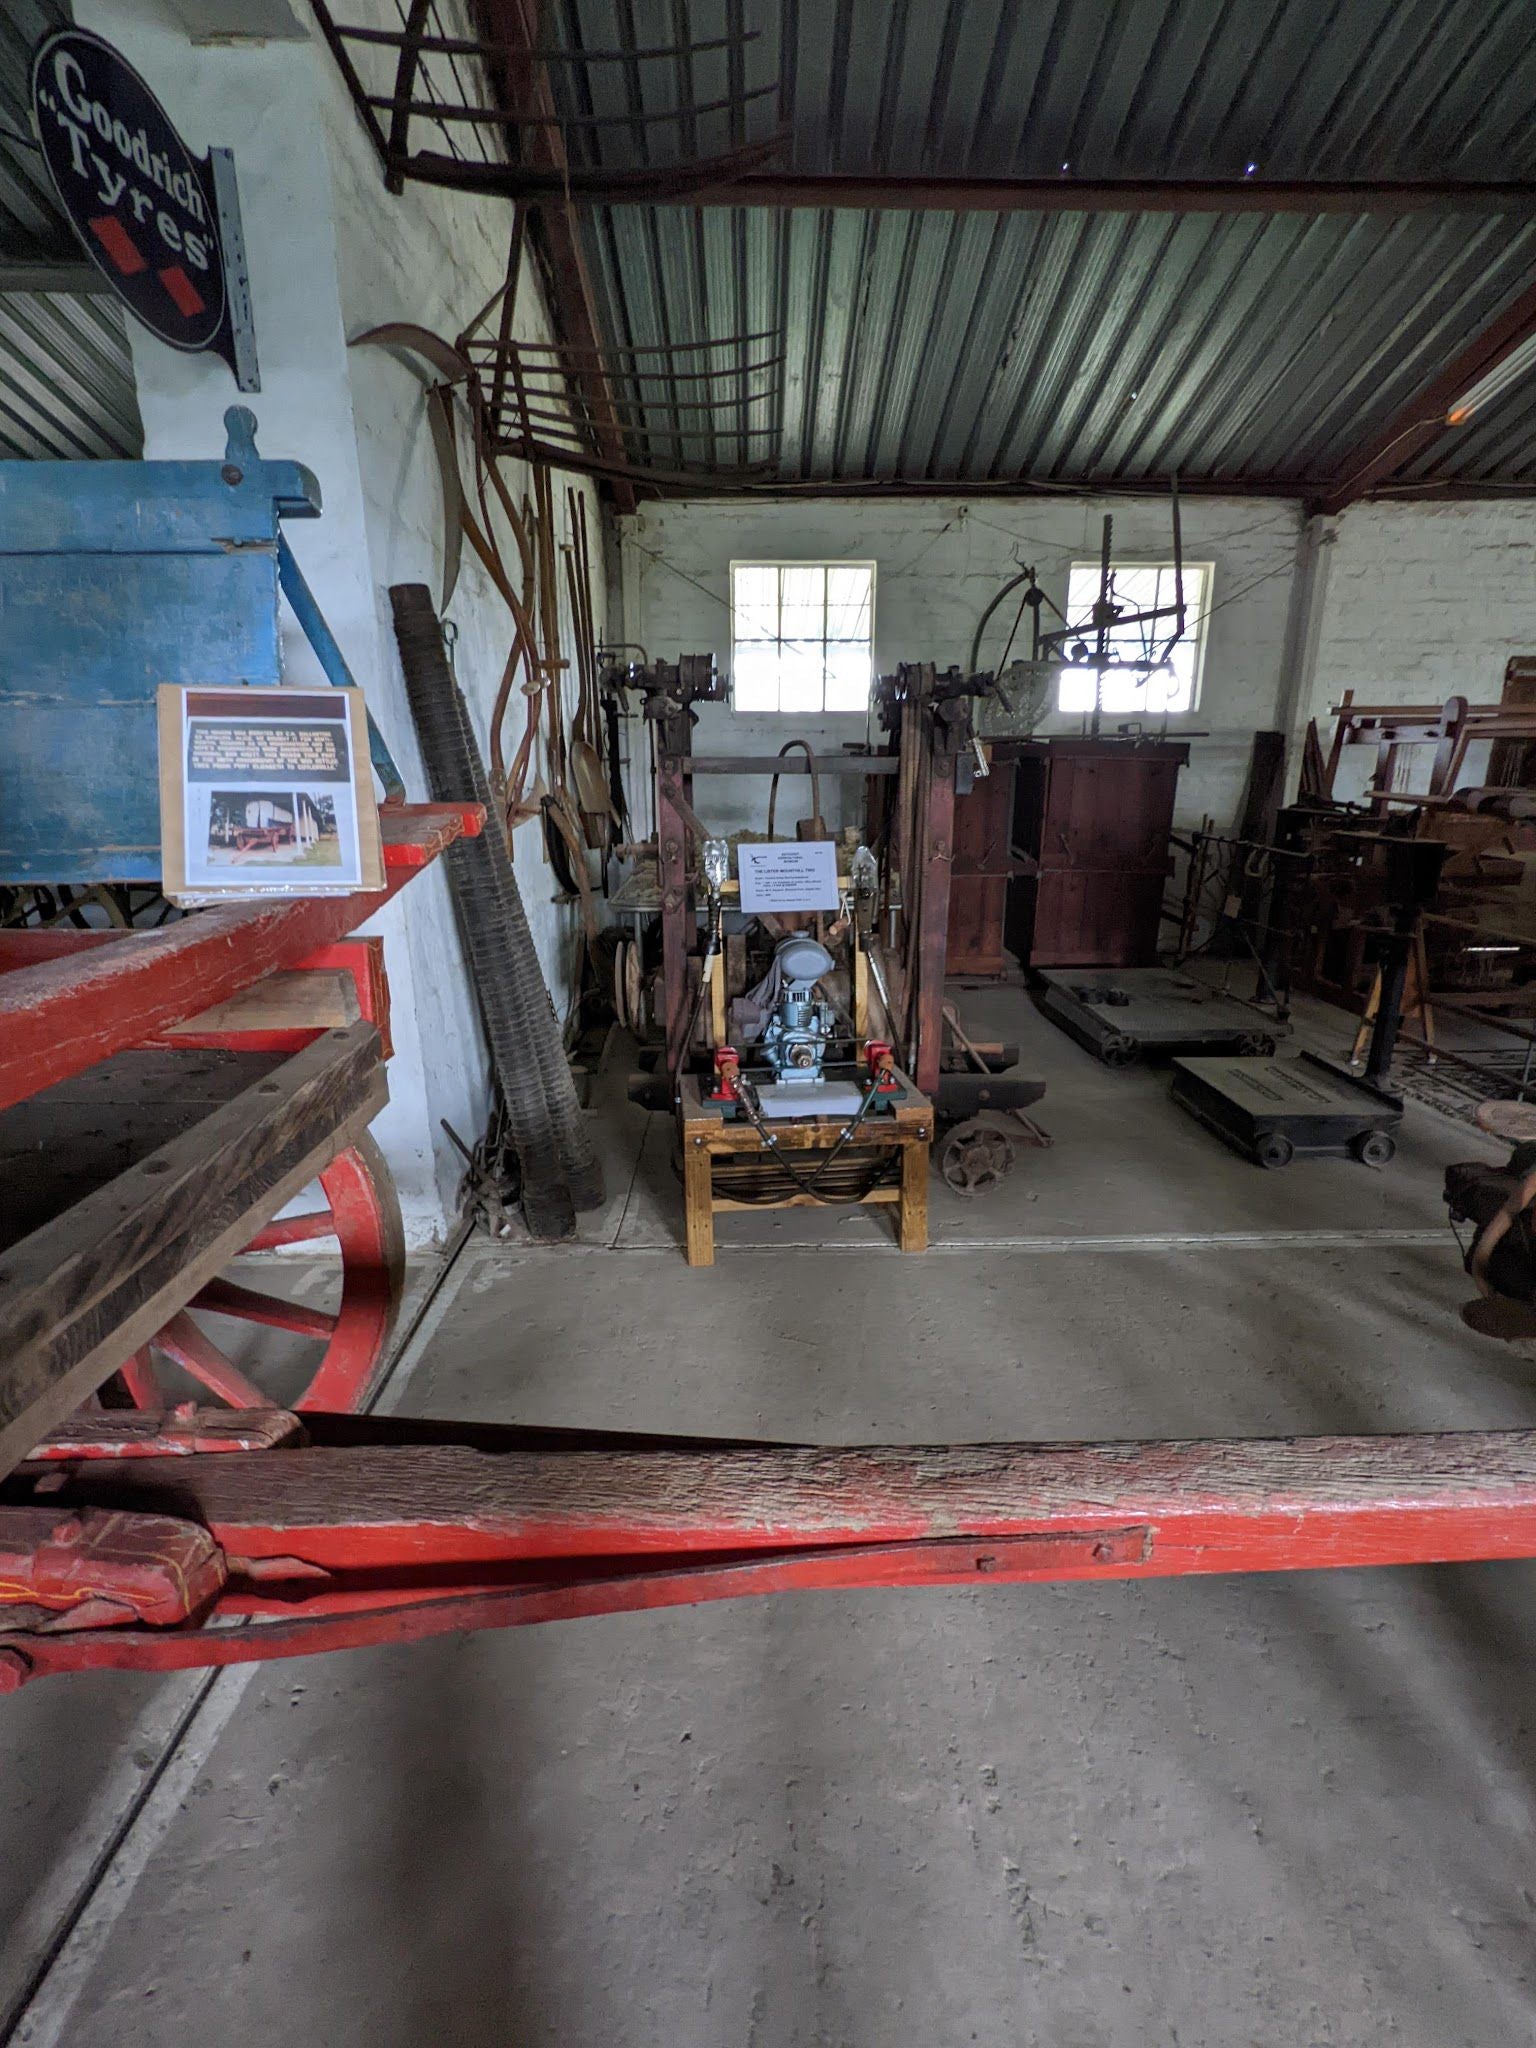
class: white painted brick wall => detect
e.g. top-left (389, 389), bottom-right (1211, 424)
top-left (622, 495), bottom-right (1303, 838)
top-left (75, 0), bottom-right (606, 1243)
top-left (1309, 501), bottom-right (1536, 800)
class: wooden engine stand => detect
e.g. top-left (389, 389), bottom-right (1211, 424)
top-left (678, 1071), bottom-right (932, 1267)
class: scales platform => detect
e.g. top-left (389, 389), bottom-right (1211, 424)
top-left (1037, 968), bottom-right (1279, 1067)
top-left (1171, 1051), bottom-right (1402, 1169)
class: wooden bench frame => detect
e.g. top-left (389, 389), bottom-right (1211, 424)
top-left (678, 1071), bottom-right (932, 1267)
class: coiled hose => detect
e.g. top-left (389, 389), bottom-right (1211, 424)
top-left (390, 584), bottom-right (604, 1239)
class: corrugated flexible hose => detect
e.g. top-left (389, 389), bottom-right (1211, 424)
top-left (390, 584), bottom-right (604, 1239)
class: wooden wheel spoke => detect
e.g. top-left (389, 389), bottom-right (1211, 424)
top-left (189, 1277), bottom-right (339, 1343)
top-left (152, 1313), bottom-right (270, 1409)
top-left (246, 1210), bottom-right (337, 1252)
top-left (118, 1349), bottom-right (161, 1407)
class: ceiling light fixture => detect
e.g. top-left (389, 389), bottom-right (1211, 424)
top-left (1446, 331), bottom-right (1536, 425)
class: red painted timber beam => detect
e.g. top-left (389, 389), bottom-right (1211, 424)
top-left (1320, 273), bottom-right (1536, 514)
top-left (7, 1427), bottom-right (1536, 1685)
top-left (0, 802), bottom-right (480, 1113)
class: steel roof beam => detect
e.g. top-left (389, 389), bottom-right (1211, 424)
top-left (470, 0), bottom-right (636, 513)
top-left (394, 167), bottom-right (1536, 214)
top-left (1319, 274), bottom-right (1536, 515)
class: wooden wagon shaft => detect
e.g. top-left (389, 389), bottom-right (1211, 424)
top-left (8, 1424), bottom-right (1536, 1686)
top-left (13, 1426), bottom-right (1536, 1576)
top-left (0, 1022), bottom-right (386, 1479)
top-left (0, 802), bottom-right (477, 1114)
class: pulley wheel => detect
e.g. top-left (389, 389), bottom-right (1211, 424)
top-left (936, 1118), bottom-right (1015, 1197)
top-left (612, 939), bottom-right (632, 1029)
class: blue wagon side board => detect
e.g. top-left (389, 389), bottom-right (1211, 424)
top-left (0, 406), bottom-right (401, 883)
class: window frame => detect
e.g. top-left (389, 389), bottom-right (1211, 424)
top-left (1055, 559), bottom-right (1213, 719)
top-left (728, 558), bottom-right (878, 716)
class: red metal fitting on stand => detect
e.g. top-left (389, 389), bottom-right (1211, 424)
top-left (710, 1047), bottom-right (741, 1101)
top-left (864, 1039), bottom-right (898, 1090)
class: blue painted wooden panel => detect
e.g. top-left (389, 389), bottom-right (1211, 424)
top-left (0, 413), bottom-right (325, 885)
top-left (0, 456), bottom-right (320, 552)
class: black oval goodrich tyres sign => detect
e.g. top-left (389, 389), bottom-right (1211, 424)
top-left (31, 27), bottom-right (226, 355)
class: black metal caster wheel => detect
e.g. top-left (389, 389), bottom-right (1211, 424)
top-left (936, 1118), bottom-right (1015, 1197)
top-left (1255, 1131), bottom-right (1295, 1170)
top-left (1350, 1130), bottom-right (1396, 1167)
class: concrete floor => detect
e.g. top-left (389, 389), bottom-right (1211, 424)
top-left (7, 984), bottom-right (1536, 2046)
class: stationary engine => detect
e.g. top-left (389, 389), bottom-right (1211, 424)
top-left (760, 937), bottom-right (836, 1087)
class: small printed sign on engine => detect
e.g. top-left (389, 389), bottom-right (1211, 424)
top-left (738, 839), bottom-right (839, 913)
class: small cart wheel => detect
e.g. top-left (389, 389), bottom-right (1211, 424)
top-left (1351, 1130), bottom-right (1396, 1167)
top-left (936, 1118), bottom-right (1015, 1197)
top-left (1236, 1032), bottom-right (1277, 1058)
top-left (1255, 1131), bottom-right (1295, 1170)
top-left (1098, 1033), bottom-right (1140, 1069)
top-left (112, 1133), bottom-right (406, 1416)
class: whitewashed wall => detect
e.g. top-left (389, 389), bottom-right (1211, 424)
top-left (1305, 501), bottom-right (1536, 800)
top-left (621, 494), bottom-right (1536, 836)
top-left (619, 495), bottom-right (1304, 841)
top-left (75, 0), bottom-right (604, 1243)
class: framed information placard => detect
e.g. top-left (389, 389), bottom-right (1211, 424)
top-left (737, 840), bottom-right (839, 913)
top-left (158, 685), bottom-right (383, 905)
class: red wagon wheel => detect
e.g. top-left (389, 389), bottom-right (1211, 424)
top-left (116, 1134), bottom-right (405, 1416)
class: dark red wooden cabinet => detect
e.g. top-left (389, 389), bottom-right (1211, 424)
top-left (1012, 739), bottom-right (1188, 967)
top-left (945, 754), bottom-right (1019, 975)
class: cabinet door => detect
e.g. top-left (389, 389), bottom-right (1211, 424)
top-left (946, 762), bottom-right (1016, 975)
top-left (1031, 754), bottom-right (1179, 966)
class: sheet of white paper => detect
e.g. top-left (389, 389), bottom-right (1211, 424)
top-left (737, 839), bottom-right (839, 913)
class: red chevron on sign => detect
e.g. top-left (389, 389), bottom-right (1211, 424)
top-left (87, 213), bottom-right (146, 277)
top-left (158, 266), bottom-right (206, 319)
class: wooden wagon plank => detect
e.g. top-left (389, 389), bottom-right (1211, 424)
top-left (0, 804), bottom-right (477, 1112)
top-left (0, 1022), bottom-right (386, 1480)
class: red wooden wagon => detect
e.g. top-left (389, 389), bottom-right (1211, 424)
top-left (4, 798), bottom-right (1536, 1690)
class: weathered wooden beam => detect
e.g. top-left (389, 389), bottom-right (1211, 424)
top-left (0, 1022), bottom-right (386, 1480)
top-left (0, 804), bottom-right (473, 1112)
top-left (685, 754), bottom-right (899, 776)
top-left (19, 1428), bottom-right (1536, 1580)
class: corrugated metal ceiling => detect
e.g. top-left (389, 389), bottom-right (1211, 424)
top-left (539, 0), bottom-right (1536, 489)
top-left (0, 0), bottom-right (142, 459)
top-left (552, 0), bottom-right (1536, 184)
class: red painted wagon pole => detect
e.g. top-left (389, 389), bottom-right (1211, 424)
top-left (6, 1423), bottom-right (1536, 1685)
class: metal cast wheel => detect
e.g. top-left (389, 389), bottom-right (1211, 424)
top-left (1098, 1033), bottom-right (1139, 1068)
top-left (612, 939), bottom-right (633, 1029)
top-left (936, 1118), bottom-right (1015, 1197)
top-left (1236, 1032), bottom-right (1277, 1057)
top-left (1350, 1130), bottom-right (1396, 1167)
top-left (114, 1134), bottom-right (406, 1415)
top-left (1255, 1131), bottom-right (1295, 1170)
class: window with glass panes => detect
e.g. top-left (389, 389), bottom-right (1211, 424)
top-left (1056, 562), bottom-right (1210, 717)
top-left (730, 562), bottom-right (875, 713)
